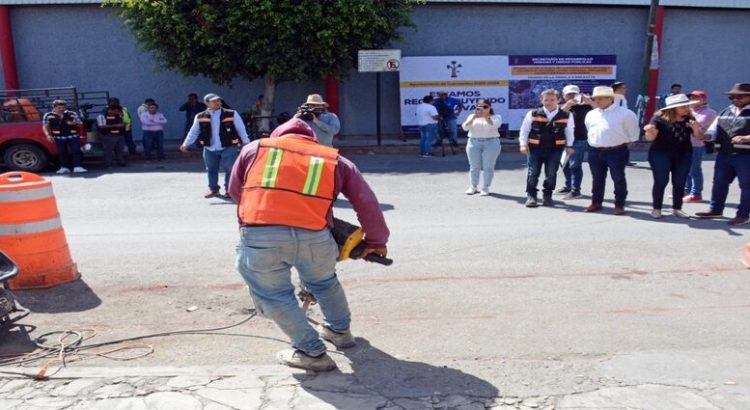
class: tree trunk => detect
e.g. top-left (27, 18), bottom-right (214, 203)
top-left (260, 75), bottom-right (276, 133)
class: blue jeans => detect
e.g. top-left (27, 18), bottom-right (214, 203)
top-left (53, 137), bottom-right (83, 169)
top-left (684, 148), bottom-right (704, 195)
top-left (466, 137), bottom-right (501, 189)
top-left (526, 147), bottom-right (564, 197)
top-left (203, 146), bottom-right (239, 192)
top-left (439, 118), bottom-right (458, 145)
top-left (236, 226), bottom-right (350, 356)
top-left (562, 140), bottom-right (588, 193)
top-left (588, 146), bottom-right (630, 207)
top-left (709, 153), bottom-right (750, 218)
top-left (419, 124), bottom-right (437, 155)
top-left (142, 130), bottom-right (164, 160)
top-left (648, 149), bottom-right (692, 210)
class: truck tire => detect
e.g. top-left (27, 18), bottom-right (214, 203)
top-left (2, 144), bottom-right (49, 172)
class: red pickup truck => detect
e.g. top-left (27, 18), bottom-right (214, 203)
top-left (1, 87), bottom-right (108, 172)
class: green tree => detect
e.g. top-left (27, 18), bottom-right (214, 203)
top-left (108, 0), bottom-right (417, 130)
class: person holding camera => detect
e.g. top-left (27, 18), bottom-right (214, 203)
top-left (519, 89), bottom-right (575, 207)
top-left (295, 94), bottom-right (340, 147)
top-left (643, 94), bottom-right (703, 219)
top-left (462, 98), bottom-right (502, 196)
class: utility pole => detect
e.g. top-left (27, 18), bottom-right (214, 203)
top-left (637, 0), bottom-right (662, 126)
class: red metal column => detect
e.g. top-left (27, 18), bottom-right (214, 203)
top-left (644, 5), bottom-right (665, 123)
top-left (0, 6), bottom-right (19, 90)
top-left (325, 75), bottom-right (340, 115)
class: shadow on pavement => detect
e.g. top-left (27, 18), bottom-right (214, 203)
top-left (296, 338), bottom-right (499, 406)
top-left (13, 278), bottom-right (102, 313)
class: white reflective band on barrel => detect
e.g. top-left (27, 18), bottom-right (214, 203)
top-left (0, 216), bottom-right (62, 235)
top-left (0, 185), bottom-right (54, 202)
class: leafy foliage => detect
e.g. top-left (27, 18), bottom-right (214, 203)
top-left (107, 0), bottom-right (417, 86)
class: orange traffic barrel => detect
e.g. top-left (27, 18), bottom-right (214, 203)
top-left (0, 172), bottom-right (79, 289)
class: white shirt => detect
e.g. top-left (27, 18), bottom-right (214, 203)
top-left (705, 103), bottom-right (750, 139)
top-left (416, 103), bottom-right (438, 126)
top-left (585, 103), bottom-right (640, 147)
top-left (461, 114), bottom-right (503, 138)
top-left (615, 94), bottom-right (628, 109)
top-left (518, 107), bottom-right (575, 147)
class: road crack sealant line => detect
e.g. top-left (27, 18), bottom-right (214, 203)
top-left (0, 310), bottom-right (262, 380)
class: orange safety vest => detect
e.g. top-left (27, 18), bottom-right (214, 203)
top-left (239, 135), bottom-right (338, 230)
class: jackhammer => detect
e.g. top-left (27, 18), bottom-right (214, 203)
top-left (299, 218), bottom-right (392, 318)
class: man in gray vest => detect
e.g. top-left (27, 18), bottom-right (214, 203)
top-left (696, 83), bottom-right (750, 225)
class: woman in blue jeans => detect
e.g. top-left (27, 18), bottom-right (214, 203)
top-left (461, 99), bottom-right (502, 196)
top-left (643, 94), bottom-right (705, 219)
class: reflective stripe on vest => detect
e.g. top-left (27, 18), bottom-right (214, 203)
top-left (303, 157), bottom-right (326, 196)
top-left (261, 147), bottom-right (284, 188)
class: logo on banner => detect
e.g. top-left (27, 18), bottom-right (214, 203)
top-left (446, 61), bottom-right (462, 78)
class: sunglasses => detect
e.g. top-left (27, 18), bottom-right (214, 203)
top-left (729, 95), bottom-right (748, 100)
top-left (478, 105), bottom-right (489, 109)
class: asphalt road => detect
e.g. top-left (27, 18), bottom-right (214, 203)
top-left (2, 151), bottom-right (749, 407)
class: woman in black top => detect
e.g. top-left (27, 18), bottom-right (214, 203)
top-left (643, 94), bottom-right (704, 219)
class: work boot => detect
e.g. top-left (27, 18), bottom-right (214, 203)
top-left (525, 195), bottom-right (538, 208)
top-left (276, 349), bottom-right (337, 372)
top-left (584, 203), bottom-right (603, 213)
top-left (613, 206), bottom-right (626, 216)
top-left (317, 324), bottom-right (356, 349)
top-left (542, 195), bottom-right (553, 207)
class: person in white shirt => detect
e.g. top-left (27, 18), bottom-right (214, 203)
top-left (518, 89), bottom-right (575, 207)
top-left (612, 81), bottom-right (628, 109)
top-left (583, 86), bottom-right (640, 215)
top-left (416, 95), bottom-right (440, 157)
top-left (462, 99), bottom-right (502, 196)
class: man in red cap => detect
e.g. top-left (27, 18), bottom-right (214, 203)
top-left (684, 90), bottom-right (717, 202)
top-left (228, 118), bottom-right (389, 371)
top-left (696, 83), bottom-right (750, 225)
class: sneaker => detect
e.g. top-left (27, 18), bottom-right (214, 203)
top-left (613, 206), bottom-right (626, 216)
top-left (465, 187), bottom-right (479, 195)
top-left (563, 191), bottom-right (581, 200)
top-left (479, 189), bottom-right (490, 196)
top-left (420, 154), bottom-right (434, 158)
top-left (650, 209), bottom-right (663, 219)
top-left (556, 187), bottom-right (571, 194)
top-left (542, 195), bottom-right (553, 206)
top-left (696, 210), bottom-right (723, 218)
top-left (672, 209), bottom-right (690, 218)
top-left (56, 167), bottom-right (71, 174)
top-left (72, 166), bottom-right (87, 173)
top-left (276, 349), bottom-right (337, 372)
top-left (317, 324), bottom-right (356, 349)
top-left (525, 195), bottom-right (538, 208)
top-left (204, 190), bottom-right (220, 199)
top-left (683, 194), bottom-right (703, 202)
top-left (728, 216), bottom-right (750, 226)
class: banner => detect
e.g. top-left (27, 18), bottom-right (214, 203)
top-left (399, 56), bottom-right (509, 133)
top-left (399, 55), bottom-right (616, 132)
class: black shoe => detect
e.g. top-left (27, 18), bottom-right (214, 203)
top-left (563, 191), bottom-right (581, 200)
top-left (542, 195), bottom-right (553, 207)
top-left (204, 190), bottom-right (220, 199)
top-left (525, 195), bottom-right (538, 208)
top-left (556, 187), bottom-right (571, 194)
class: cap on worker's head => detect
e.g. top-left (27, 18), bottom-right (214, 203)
top-left (688, 90), bottom-right (708, 99)
top-left (203, 93), bottom-right (221, 102)
top-left (52, 99), bottom-right (67, 106)
top-left (562, 85), bottom-right (580, 95)
top-left (270, 118), bottom-right (318, 141)
top-left (592, 86), bottom-right (615, 98)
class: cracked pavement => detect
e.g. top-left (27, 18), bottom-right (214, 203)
top-left (1, 153), bottom-right (749, 409)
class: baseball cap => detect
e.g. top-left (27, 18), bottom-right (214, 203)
top-left (562, 85), bottom-right (580, 95)
top-left (203, 93), bottom-right (221, 102)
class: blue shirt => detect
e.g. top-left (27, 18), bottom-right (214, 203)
top-left (434, 97), bottom-right (463, 120)
top-left (183, 109), bottom-right (250, 151)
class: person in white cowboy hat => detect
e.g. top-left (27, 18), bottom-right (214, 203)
top-left (295, 94), bottom-right (340, 147)
top-left (583, 86), bottom-right (640, 215)
top-left (643, 94), bottom-right (704, 219)
top-left (559, 84), bottom-right (595, 200)
top-left (696, 83), bottom-right (750, 225)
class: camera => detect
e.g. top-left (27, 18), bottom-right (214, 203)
top-left (297, 105), bottom-right (324, 121)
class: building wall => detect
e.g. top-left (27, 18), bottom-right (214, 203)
top-left (1, 4), bottom-right (748, 140)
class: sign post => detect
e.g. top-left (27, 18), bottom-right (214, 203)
top-left (358, 49), bottom-right (401, 146)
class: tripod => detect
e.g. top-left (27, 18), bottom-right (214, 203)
top-left (435, 120), bottom-right (457, 157)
